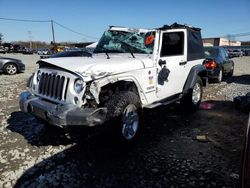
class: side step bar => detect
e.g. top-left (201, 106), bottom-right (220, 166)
top-left (144, 93), bottom-right (183, 109)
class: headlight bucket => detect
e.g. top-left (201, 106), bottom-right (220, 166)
top-left (74, 79), bottom-right (85, 94)
top-left (37, 70), bottom-right (42, 82)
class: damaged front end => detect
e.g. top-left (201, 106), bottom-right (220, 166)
top-left (19, 91), bottom-right (107, 127)
top-left (19, 61), bottom-right (107, 128)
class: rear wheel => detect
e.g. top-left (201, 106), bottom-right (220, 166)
top-left (4, 63), bottom-right (17, 75)
top-left (181, 76), bottom-right (203, 111)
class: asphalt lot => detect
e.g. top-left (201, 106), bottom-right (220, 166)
top-left (0, 54), bottom-right (250, 187)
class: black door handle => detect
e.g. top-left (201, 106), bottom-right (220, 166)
top-left (159, 59), bottom-right (166, 66)
top-left (179, 61), bottom-right (187, 66)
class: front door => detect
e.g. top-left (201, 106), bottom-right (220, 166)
top-left (156, 30), bottom-right (188, 99)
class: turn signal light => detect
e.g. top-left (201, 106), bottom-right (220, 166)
top-left (204, 60), bottom-right (217, 69)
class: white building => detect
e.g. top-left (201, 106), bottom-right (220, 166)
top-left (203, 38), bottom-right (241, 47)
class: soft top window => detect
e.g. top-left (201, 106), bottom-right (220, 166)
top-left (187, 29), bottom-right (205, 61)
top-left (161, 32), bottom-right (184, 57)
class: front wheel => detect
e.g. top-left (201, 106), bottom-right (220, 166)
top-left (181, 76), bottom-right (203, 111)
top-left (121, 103), bottom-right (139, 140)
top-left (105, 91), bottom-right (141, 142)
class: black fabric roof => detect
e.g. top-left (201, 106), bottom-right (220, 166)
top-left (158, 22), bottom-right (201, 31)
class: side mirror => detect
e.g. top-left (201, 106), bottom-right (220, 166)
top-left (159, 59), bottom-right (166, 66)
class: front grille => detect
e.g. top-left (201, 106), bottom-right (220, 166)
top-left (38, 72), bottom-right (70, 101)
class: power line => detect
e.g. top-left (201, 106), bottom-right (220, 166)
top-left (53, 21), bottom-right (98, 40)
top-left (0, 17), bottom-right (50, 23)
top-left (222, 32), bottom-right (250, 38)
top-left (0, 17), bottom-right (98, 40)
top-left (231, 32), bottom-right (250, 37)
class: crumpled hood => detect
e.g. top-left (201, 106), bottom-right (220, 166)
top-left (40, 53), bottom-right (153, 80)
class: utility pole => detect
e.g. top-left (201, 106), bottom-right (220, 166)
top-left (51, 19), bottom-right (56, 52)
top-left (28, 30), bottom-right (32, 49)
top-left (226, 34), bottom-right (231, 46)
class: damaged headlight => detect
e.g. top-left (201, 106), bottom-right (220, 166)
top-left (74, 79), bottom-right (85, 94)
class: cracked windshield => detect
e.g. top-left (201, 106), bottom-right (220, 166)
top-left (94, 30), bottom-right (155, 54)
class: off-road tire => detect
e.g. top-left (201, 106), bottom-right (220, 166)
top-left (181, 76), bottom-right (203, 111)
top-left (104, 91), bottom-right (141, 142)
top-left (4, 63), bottom-right (18, 75)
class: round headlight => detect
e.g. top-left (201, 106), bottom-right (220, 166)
top-left (74, 79), bottom-right (85, 94)
top-left (37, 70), bottom-right (42, 82)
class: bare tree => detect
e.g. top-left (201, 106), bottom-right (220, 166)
top-left (0, 33), bottom-right (3, 45)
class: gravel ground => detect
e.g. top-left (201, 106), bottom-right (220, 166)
top-left (203, 57), bottom-right (250, 101)
top-left (0, 54), bottom-right (249, 188)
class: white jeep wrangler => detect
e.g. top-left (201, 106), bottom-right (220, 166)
top-left (20, 23), bottom-right (207, 141)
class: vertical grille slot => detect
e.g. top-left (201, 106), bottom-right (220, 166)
top-left (38, 73), bottom-right (45, 94)
top-left (38, 72), bottom-right (69, 101)
top-left (48, 75), bottom-right (54, 97)
top-left (63, 78), bottom-right (70, 100)
top-left (53, 75), bottom-right (59, 98)
top-left (57, 76), bottom-right (65, 100)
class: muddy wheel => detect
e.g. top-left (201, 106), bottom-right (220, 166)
top-left (181, 76), bottom-right (203, 111)
top-left (105, 91), bottom-right (141, 142)
top-left (4, 63), bottom-right (17, 75)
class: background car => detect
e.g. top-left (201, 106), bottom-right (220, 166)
top-left (245, 49), bottom-right (250, 56)
top-left (229, 49), bottom-right (243, 58)
top-left (0, 56), bottom-right (25, 75)
top-left (49, 49), bottom-right (92, 58)
top-left (204, 47), bottom-right (234, 83)
top-left (0, 47), bottom-right (6, 54)
top-left (37, 48), bottom-right (50, 55)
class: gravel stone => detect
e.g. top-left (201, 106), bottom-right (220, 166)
top-left (151, 168), bottom-right (160, 173)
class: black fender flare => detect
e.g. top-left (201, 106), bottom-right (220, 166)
top-left (183, 64), bottom-right (207, 94)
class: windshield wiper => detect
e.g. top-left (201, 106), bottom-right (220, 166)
top-left (119, 41), bottom-right (135, 58)
top-left (112, 38), bottom-right (136, 58)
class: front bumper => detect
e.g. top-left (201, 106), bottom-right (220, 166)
top-left (19, 91), bottom-right (107, 127)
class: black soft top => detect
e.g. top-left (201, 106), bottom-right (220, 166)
top-left (159, 23), bottom-right (205, 61)
top-left (158, 22), bottom-right (201, 31)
